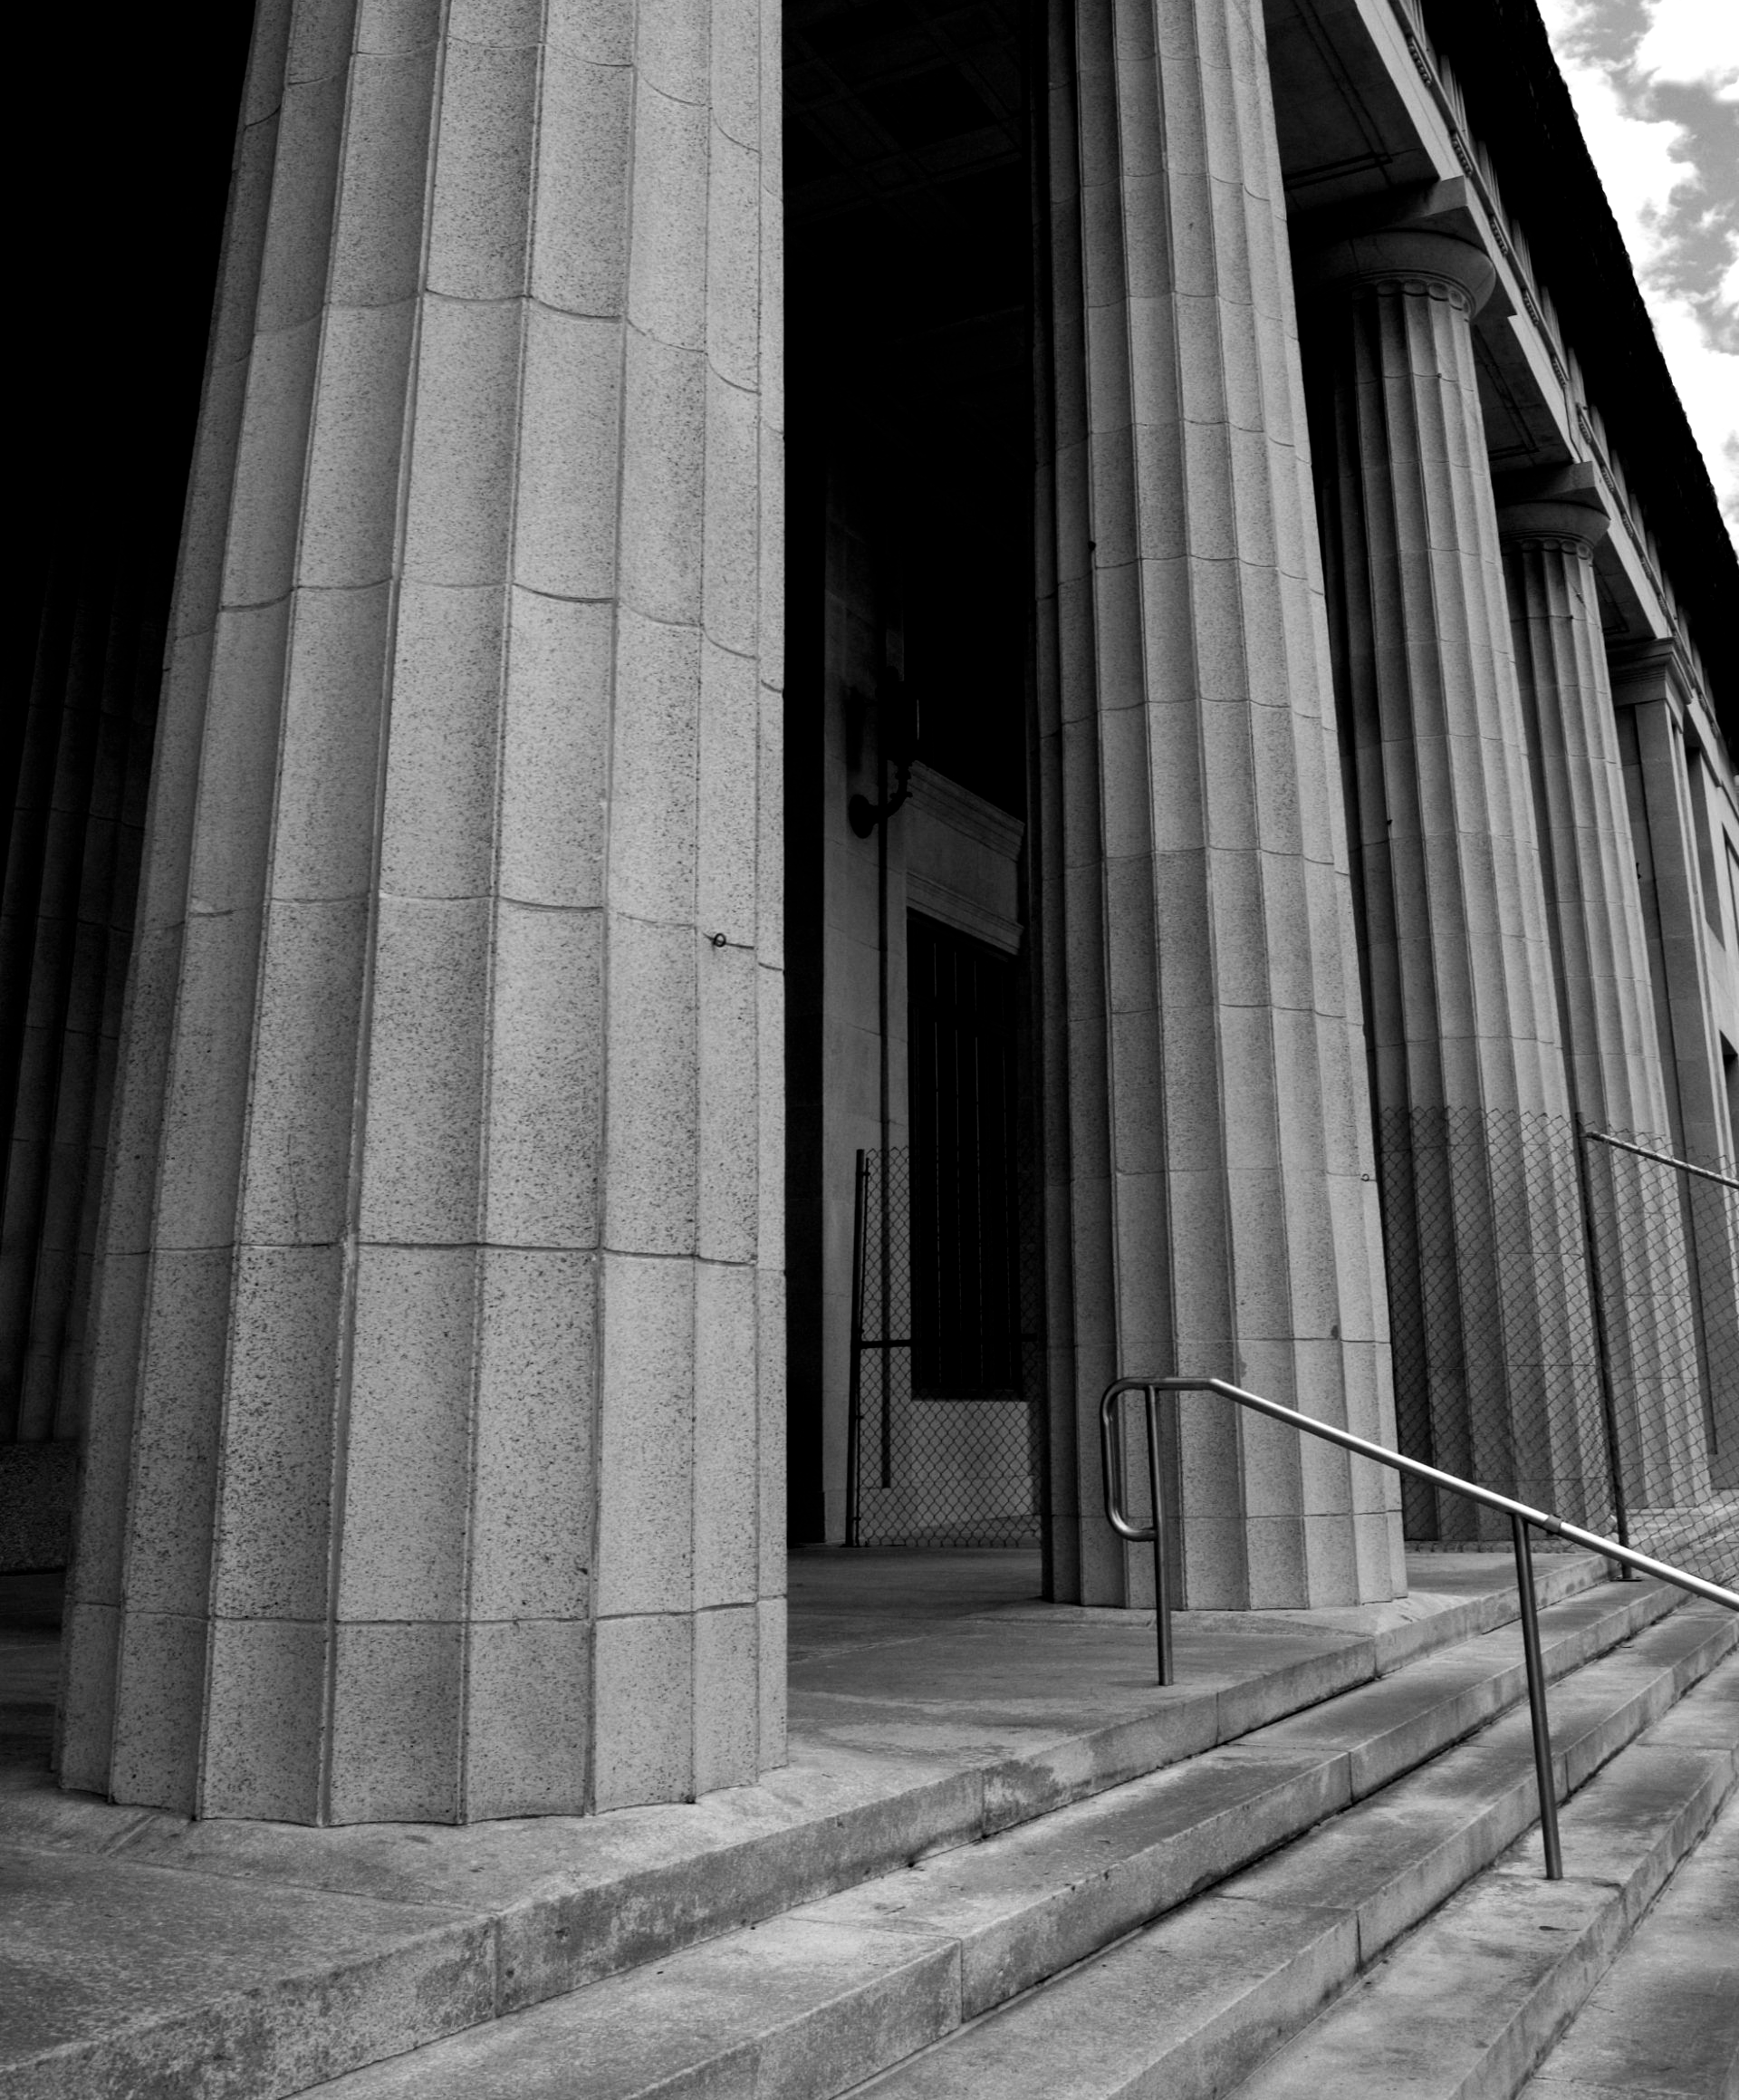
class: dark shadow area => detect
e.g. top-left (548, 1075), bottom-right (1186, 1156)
top-left (783, 0), bottom-right (1041, 1542)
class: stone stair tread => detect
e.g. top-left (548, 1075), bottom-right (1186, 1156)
top-left (0, 1844), bottom-right (490, 2100)
top-left (282, 1912), bottom-right (963, 2100)
top-left (297, 1593), bottom-right (1733, 2100)
top-left (1227, 1725), bottom-right (1739, 2097)
top-left (687, 1586), bottom-right (1701, 2026)
top-left (1198, 1607), bottom-right (1737, 1958)
top-left (1518, 1790), bottom-right (1739, 2097)
top-left (800, 1746), bottom-right (1346, 2018)
top-left (1231, 1579), bottom-right (1680, 1793)
top-left (846, 1623), bottom-right (1738, 2100)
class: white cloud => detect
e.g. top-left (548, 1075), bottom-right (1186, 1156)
top-left (1539, 0), bottom-right (1739, 539)
top-left (1632, 0), bottom-right (1739, 92)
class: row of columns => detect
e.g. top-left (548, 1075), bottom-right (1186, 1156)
top-left (1034, 0), bottom-right (1701, 1600)
top-left (1304, 226), bottom-right (1704, 1523)
top-left (52, 0), bottom-right (1715, 1821)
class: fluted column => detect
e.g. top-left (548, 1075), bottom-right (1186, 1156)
top-left (1310, 228), bottom-right (1602, 1525)
top-left (1498, 492), bottom-right (1705, 1508)
top-left (1612, 657), bottom-right (1739, 1492)
top-left (59, 0), bottom-right (784, 1823)
top-left (1035, 0), bottom-right (1404, 1610)
top-left (1497, 486), bottom-right (1670, 1137)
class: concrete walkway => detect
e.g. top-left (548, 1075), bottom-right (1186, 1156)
top-left (0, 1547), bottom-right (1616, 2099)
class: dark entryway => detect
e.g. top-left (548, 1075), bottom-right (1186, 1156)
top-left (908, 915), bottom-right (1025, 1401)
top-left (782, 0), bottom-right (1043, 1545)
top-left (845, 916), bottom-right (1043, 1546)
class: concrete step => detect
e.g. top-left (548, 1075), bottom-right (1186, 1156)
top-left (1227, 1651), bottom-right (1739, 2100)
top-left (1517, 1788), bottom-right (1739, 2099)
top-left (852, 1612), bottom-right (1738, 2100)
top-left (289, 1584), bottom-right (1731, 2100)
top-left (0, 1552), bottom-right (1616, 2100)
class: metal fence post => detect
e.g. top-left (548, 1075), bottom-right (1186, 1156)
top-left (1573, 1119), bottom-right (1631, 1566)
top-left (845, 1151), bottom-right (868, 1546)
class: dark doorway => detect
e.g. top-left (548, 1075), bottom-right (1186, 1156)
top-left (843, 913), bottom-right (1042, 1546)
top-left (908, 916), bottom-right (1023, 1399)
top-left (782, 0), bottom-right (1042, 1543)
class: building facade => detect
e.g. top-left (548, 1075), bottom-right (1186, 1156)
top-left (4, 0), bottom-right (1736, 1823)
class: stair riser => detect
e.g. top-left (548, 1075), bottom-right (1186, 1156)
top-left (736, 1941), bottom-right (965, 2100)
top-left (497, 1768), bottom-right (988, 2011)
top-left (1244, 1585), bottom-right (1686, 1809)
top-left (1111, 1912), bottom-right (1361, 2100)
top-left (958, 1755), bottom-right (1350, 2018)
top-left (1552, 1625), bottom-right (1739, 1797)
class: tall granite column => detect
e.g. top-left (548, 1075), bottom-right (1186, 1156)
top-left (59, 0), bottom-right (784, 1822)
top-left (1612, 651), bottom-right (1739, 1490)
top-left (1496, 481), bottom-right (1670, 1138)
top-left (1309, 229), bottom-right (1601, 1525)
top-left (1035, 0), bottom-right (1404, 1611)
top-left (1497, 486), bottom-right (1705, 1507)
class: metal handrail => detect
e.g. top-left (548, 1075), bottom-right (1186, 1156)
top-left (1101, 1374), bottom-right (1739, 1883)
top-left (1583, 1126), bottom-right (1739, 1191)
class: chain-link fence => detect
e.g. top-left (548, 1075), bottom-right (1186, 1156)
top-left (1582, 1127), bottom-right (1739, 1583)
top-left (1379, 1107), bottom-right (1738, 1591)
top-left (848, 1144), bottom-right (1044, 1546)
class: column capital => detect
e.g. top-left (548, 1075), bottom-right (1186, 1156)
top-left (1494, 462), bottom-right (1611, 552)
top-left (1607, 638), bottom-right (1695, 714)
top-left (1302, 227), bottom-right (1497, 316)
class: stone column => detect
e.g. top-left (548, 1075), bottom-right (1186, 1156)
top-left (1309, 228), bottom-right (1601, 1526)
top-left (1496, 478), bottom-right (1670, 1138)
top-left (1612, 653), bottom-right (1739, 1490)
top-left (1614, 655), bottom-right (1734, 1169)
top-left (1035, 0), bottom-right (1405, 1611)
top-left (1498, 486), bottom-right (1704, 1507)
top-left (59, 0), bottom-right (784, 1823)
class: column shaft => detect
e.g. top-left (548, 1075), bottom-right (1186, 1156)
top-left (60, 0), bottom-right (784, 1823)
top-left (1501, 507), bottom-right (1705, 1507)
top-left (1616, 677), bottom-right (1739, 1489)
top-left (1311, 231), bottom-right (1600, 1525)
top-left (1499, 505), bottom-right (1670, 1137)
top-left (1036, 0), bottom-right (1404, 1610)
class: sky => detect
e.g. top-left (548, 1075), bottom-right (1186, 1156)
top-left (1533, 0), bottom-right (1739, 544)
